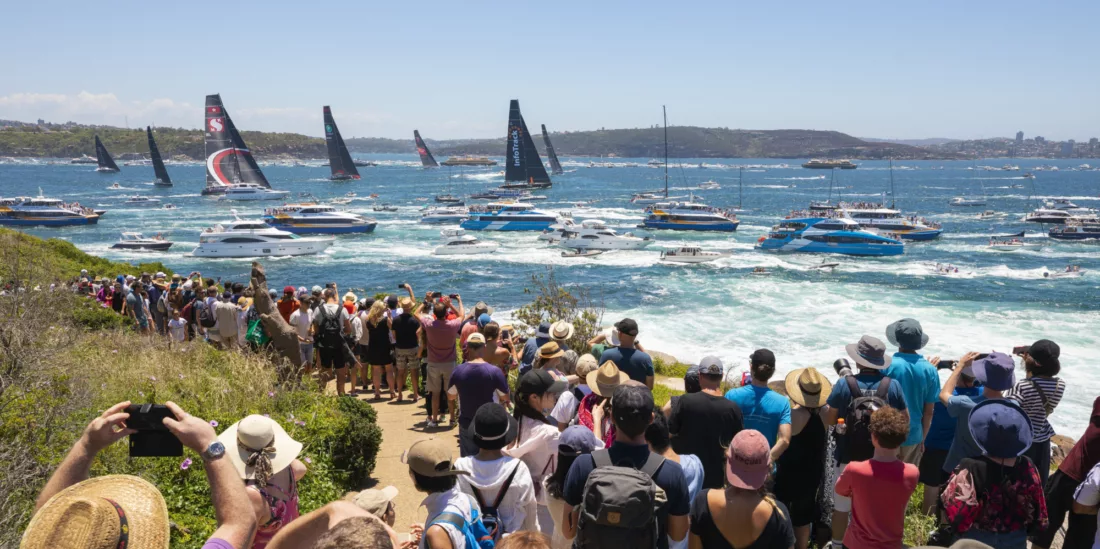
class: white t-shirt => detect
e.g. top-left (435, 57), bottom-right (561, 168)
top-left (1073, 462), bottom-right (1100, 549)
top-left (168, 318), bottom-right (187, 342)
top-left (454, 455), bottom-right (539, 535)
top-left (550, 386), bottom-right (592, 425)
top-left (289, 308), bottom-right (313, 339)
top-left (503, 416), bottom-right (561, 505)
top-left (420, 487), bottom-right (478, 549)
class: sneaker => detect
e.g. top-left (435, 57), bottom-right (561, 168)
top-left (449, 416), bottom-right (458, 428)
top-left (426, 419), bottom-right (439, 428)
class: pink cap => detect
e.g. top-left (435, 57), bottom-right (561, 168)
top-left (726, 430), bottom-right (771, 490)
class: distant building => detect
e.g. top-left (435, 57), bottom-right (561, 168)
top-left (1016, 131), bottom-right (1024, 144)
top-left (1035, 136), bottom-right (1046, 145)
top-left (1090, 137), bottom-right (1098, 154)
top-left (36, 118), bottom-right (45, 126)
top-left (1061, 140), bottom-right (1075, 157)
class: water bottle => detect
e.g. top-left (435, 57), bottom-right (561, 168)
top-left (835, 417), bottom-right (847, 435)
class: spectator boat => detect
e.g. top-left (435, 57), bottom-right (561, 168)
top-left (432, 228), bottom-right (499, 255)
top-left (420, 206), bottom-right (469, 224)
top-left (841, 206), bottom-right (942, 241)
top-left (263, 203), bottom-right (376, 234)
top-left (0, 195), bottom-right (100, 227)
top-left (1049, 220), bottom-right (1100, 241)
top-left (193, 215), bottom-right (334, 258)
top-left (643, 201), bottom-right (740, 232)
top-left (220, 184), bottom-right (290, 201)
top-left (111, 232), bottom-right (174, 251)
top-left (660, 247), bottom-right (727, 263)
top-left (124, 196), bottom-right (161, 206)
top-left (558, 219), bottom-right (653, 250)
top-left (460, 202), bottom-right (559, 231)
top-left (756, 217), bottom-right (904, 257)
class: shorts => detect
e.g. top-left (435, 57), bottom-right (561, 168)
top-left (426, 361), bottom-right (456, 394)
top-left (780, 493), bottom-right (817, 527)
top-left (395, 347), bottom-right (419, 370)
top-left (898, 443), bottom-right (924, 466)
top-left (299, 343), bottom-right (314, 366)
top-left (318, 346), bottom-right (347, 370)
top-left (832, 463), bottom-right (850, 512)
top-left (356, 343), bottom-right (370, 363)
top-left (918, 447), bottom-right (950, 486)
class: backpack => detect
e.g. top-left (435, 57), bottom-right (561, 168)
top-left (315, 305), bottom-right (345, 350)
top-left (575, 449), bottom-right (666, 549)
top-left (429, 499), bottom-right (496, 549)
top-left (844, 375), bottom-right (892, 462)
top-left (468, 463), bottom-right (521, 542)
top-left (198, 300), bottom-right (217, 328)
top-left (157, 292), bottom-right (168, 314)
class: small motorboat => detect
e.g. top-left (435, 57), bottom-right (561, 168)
top-left (111, 232), bottom-right (173, 251)
top-left (750, 267), bottom-right (772, 276)
top-left (108, 183), bottom-right (122, 190)
top-left (162, 204), bottom-right (177, 210)
top-left (659, 247), bottom-right (726, 264)
top-left (987, 238), bottom-right (1031, 251)
top-left (1044, 266), bottom-right (1086, 279)
top-left (978, 210), bottom-right (1004, 220)
top-left (811, 259), bottom-right (840, 271)
top-left (125, 196), bottom-right (161, 205)
top-left (372, 204), bottom-right (399, 212)
top-left (698, 181), bottom-right (721, 190)
top-left (561, 249), bottom-right (604, 258)
top-left (435, 194), bottom-right (464, 204)
top-left (950, 197), bottom-right (986, 207)
top-left (433, 228), bottom-right (499, 255)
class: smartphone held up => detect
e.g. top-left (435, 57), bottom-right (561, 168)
top-left (125, 403), bottom-right (183, 457)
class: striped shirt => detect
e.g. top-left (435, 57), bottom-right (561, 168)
top-left (1006, 376), bottom-right (1065, 442)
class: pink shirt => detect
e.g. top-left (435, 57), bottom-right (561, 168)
top-left (422, 315), bottom-right (462, 363)
top-left (835, 458), bottom-right (918, 549)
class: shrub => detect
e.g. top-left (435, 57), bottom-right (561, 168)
top-left (70, 298), bottom-right (133, 330)
top-left (515, 267), bottom-right (603, 354)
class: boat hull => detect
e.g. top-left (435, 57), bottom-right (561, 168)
top-left (661, 256), bottom-right (721, 264)
top-left (1048, 232), bottom-right (1100, 241)
top-left (894, 229), bottom-right (943, 241)
top-left (192, 238), bottom-right (333, 258)
top-left (433, 243), bottom-right (499, 255)
top-left (96, 167), bottom-right (120, 173)
top-left (0, 215), bottom-right (99, 227)
top-left (460, 219), bottom-right (555, 231)
top-left (756, 239), bottom-right (903, 257)
top-left (221, 192), bottom-right (290, 201)
top-left (201, 187), bottom-right (228, 196)
top-left (265, 222), bottom-right (376, 235)
top-left (420, 216), bottom-right (468, 225)
top-left (112, 242), bottom-right (174, 251)
top-left (561, 238), bottom-right (652, 250)
top-left (642, 220), bottom-right (739, 232)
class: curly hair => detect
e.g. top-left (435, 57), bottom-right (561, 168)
top-left (870, 406), bottom-right (910, 450)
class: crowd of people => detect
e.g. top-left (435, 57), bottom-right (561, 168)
top-left (26, 272), bottom-right (1100, 549)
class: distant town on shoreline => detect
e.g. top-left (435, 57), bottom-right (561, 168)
top-left (2, 118), bottom-right (1098, 161)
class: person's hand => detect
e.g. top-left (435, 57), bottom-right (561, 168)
top-left (162, 401), bottom-right (218, 453)
top-left (958, 351), bottom-right (982, 370)
top-left (928, 356), bottom-right (941, 367)
top-left (404, 524), bottom-right (423, 548)
top-left (80, 401), bottom-right (138, 454)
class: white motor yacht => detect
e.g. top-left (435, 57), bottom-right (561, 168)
top-left (659, 247), bottom-right (727, 264)
top-left (111, 232), bottom-right (173, 251)
top-left (698, 181), bottom-right (721, 190)
top-left (559, 219), bottom-right (653, 250)
top-left (539, 219), bottom-right (579, 242)
top-left (124, 196), bottom-right (161, 206)
top-left (420, 206), bottom-right (469, 225)
top-left (193, 215), bottom-right (333, 257)
top-left (432, 228), bottom-right (499, 255)
top-left (219, 184), bottom-right (290, 201)
top-left (950, 197), bottom-right (986, 207)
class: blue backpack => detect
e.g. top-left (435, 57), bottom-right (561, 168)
top-left (429, 499), bottom-right (495, 549)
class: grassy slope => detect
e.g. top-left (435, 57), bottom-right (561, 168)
top-left (0, 126), bottom-right (325, 160)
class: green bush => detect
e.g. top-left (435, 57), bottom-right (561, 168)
top-left (653, 356), bottom-right (690, 379)
top-left (70, 298), bottom-right (133, 330)
top-left (329, 397), bottom-right (384, 488)
top-left (515, 267), bottom-right (603, 355)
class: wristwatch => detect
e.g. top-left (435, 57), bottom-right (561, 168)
top-left (201, 441), bottom-right (226, 462)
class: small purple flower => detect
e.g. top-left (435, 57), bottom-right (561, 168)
top-left (139, 391), bottom-right (145, 397)
top-left (263, 414), bottom-right (270, 418)
top-left (304, 456), bottom-right (312, 464)
top-left (112, 349), bottom-right (118, 353)
top-left (267, 391), bottom-right (275, 398)
top-left (178, 374), bottom-right (184, 380)
top-left (180, 458), bottom-right (192, 470)
top-left (150, 376), bottom-right (157, 382)
top-left (209, 420), bottom-right (219, 427)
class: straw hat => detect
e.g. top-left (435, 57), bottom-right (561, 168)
top-left (217, 415), bottom-right (303, 483)
top-left (784, 367), bottom-right (828, 409)
top-left (550, 321), bottom-right (575, 341)
top-left (539, 341), bottom-right (565, 360)
top-left (21, 475), bottom-right (169, 549)
top-left (587, 361), bottom-right (629, 397)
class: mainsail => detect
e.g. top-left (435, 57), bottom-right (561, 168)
top-left (146, 126), bottom-right (172, 186)
top-left (414, 130), bottom-right (439, 168)
top-left (503, 99), bottom-right (551, 187)
top-left (323, 106), bottom-right (360, 180)
top-left (94, 135), bottom-right (120, 172)
top-left (204, 94), bottom-right (271, 193)
top-left (541, 124), bottom-right (563, 175)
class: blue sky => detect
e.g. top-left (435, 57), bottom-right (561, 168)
top-left (2, 0), bottom-right (1098, 141)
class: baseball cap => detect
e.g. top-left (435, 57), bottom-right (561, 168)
top-left (470, 403), bottom-right (518, 450)
top-left (283, 285), bottom-right (295, 294)
top-left (698, 356), bottom-right (724, 376)
top-left (614, 318), bottom-right (639, 337)
top-left (466, 333), bottom-right (486, 345)
top-left (154, 271), bottom-right (166, 279)
top-left (558, 425), bottom-right (602, 457)
top-left (401, 438), bottom-right (469, 478)
top-left (518, 369), bottom-right (568, 395)
top-left (726, 430), bottom-right (771, 490)
top-left (1026, 339), bottom-right (1061, 371)
top-left (683, 364), bottom-right (701, 393)
top-left (311, 285), bottom-right (323, 293)
top-left (347, 486), bottom-right (399, 517)
top-left (611, 384), bottom-right (654, 425)
top-left (970, 352), bottom-right (1016, 391)
top-left (750, 349), bottom-right (776, 368)
top-left (386, 295), bottom-right (399, 308)
top-left (477, 313), bottom-right (492, 328)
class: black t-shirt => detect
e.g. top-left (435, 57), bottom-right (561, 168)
top-left (392, 313), bottom-right (420, 349)
top-left (670, 391), bottom-right (744, 489)
top-left (689, 491), bottom-right (795, 549)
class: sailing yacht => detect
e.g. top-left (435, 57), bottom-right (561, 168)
top-left (202, 94), bottom-right (281, 196)
top-left (94, 136), bottom-right (121, 173)
top-left (541, 124), bottom-right (564, 176)
top-left (414, 130), bottom-right (439, 168)
top-left (632, 107), bottom-right (684, 204)
top-left (220, 184), bottom-right (290, 201)
top-left (496, 100), bottom-right (553, 190)
top-left (146, 127), bottom-right (173, 187)
top-left (324, 106), bottom-right (360, 181)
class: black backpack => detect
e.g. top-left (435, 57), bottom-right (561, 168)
top-left (315, 305), bottom-right (344, 350)
top-left (468, 463), bottom-right (521, 542)
top-left (575, 450), bottom-right (666, 549)
top-left (844, 375), bottom-right (892, 462)
top-left (198, 300), bottom-right (216, 328)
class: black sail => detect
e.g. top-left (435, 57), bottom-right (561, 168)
top-left (204, 94), bottom-right (271, 191)
top-left (414, 130), bottom-right (439, 168)
top-left (146, 126), bottom-right (172, 185)
top-left (94, 135), bottom-right (120, 172)
top-left (324, 106), bottom-right (360, 180)
top-left (504, 99), bottom-right (551, 186)
top-left (541, 124), bottom-right (564, 175)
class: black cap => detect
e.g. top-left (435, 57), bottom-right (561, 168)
top-left (1027, 339), bottom-right (1061, 370)
top-left (615, 318), bottom-right (639, 337)
top-left (386, 295), bottom-right (399, 308)
top-left (611, 385), bottom-right (654, 424)
top-left (518, 369), bottom-right (568, 395)
top-left (471, 403), bottom-right (518, 450)
top-left (750, 349), bottom-right (776, 368)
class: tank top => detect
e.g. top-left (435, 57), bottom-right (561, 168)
top-left (247, 469), bottom-right (299, 549)
top-left (774, 412), bottom-right (826, 500)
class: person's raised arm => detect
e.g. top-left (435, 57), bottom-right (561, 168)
top-left (36, 401), bottom-right (137, 510)
top-left (403, 283), bottom-right (415, 300)
top-left (453, 295), bottom-right (465, 319)
top-left (163, 401), bottom-right (257, 549)
top-left (939, 353), bottom-right (978, 406)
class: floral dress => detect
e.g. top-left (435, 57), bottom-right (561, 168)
top-left (247, 470), bottom-right (300, 549)
top-left (577, 393), bottom-right (615, 447)
top-left (942, 455), bottom-right (1048, 538)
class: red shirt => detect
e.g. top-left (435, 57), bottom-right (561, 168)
top-left (835, 458), bottom-right (918, 549)
top-left (1060, 397), bottom-right (1100, 481)
top-left (276, 298), bottom-right (299, 324)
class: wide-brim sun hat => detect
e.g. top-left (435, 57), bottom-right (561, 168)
top-left (217, 414), bottom-right (303, 481)
top-left (968, 398), bottom-right (1033, 459)
top-left (21, 475), bottom-right (169, 549)
top-left (845, 335), bottom-right (888, 370)
top-left (587, 360), bottom-right (629, 397)
top-left (550, 320), bottom-right (575, 341)
top-left (886, 318), bottom-right (929, 351)
top-left (784, 367), bottom-right (828, 408)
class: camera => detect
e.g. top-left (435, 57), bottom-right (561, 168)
top-left (397, 283), bottom-right (407, 289)
top-left (449, 294), bottom-right (459, 299)
top-left (125, 404), bottom-right (183, 457)
top-left (430, 291), bottom-right (442, 299)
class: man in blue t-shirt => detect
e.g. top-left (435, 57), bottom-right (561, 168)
top-left (882, 318), bottom-right (942, 466)
top-left (822, 335), bottom-right (908, 548)
top-left (918, 364), bottom-right (980, 513)
top-left (562, 385), bottom-right (690, 549)
top-left (939, 351), bottom-right (1014, 477)
top-left (447, 333), bottom-right (511, 456)
top-left (724, 349), bottom-right (791, 461)
top-left (597, 318), bottom-right (654, 388)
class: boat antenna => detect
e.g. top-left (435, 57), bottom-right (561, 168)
top-left (888, 158), bottom-right (896, 209)
top-left (663, 105), bottom-right (668, 198)
top-left (828, 169), bottom-right (835, 203)
top-left (738, 166), bottom-right (743, 209)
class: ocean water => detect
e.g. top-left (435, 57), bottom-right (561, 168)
top-left (2, 156), bottom-right (1098, 437)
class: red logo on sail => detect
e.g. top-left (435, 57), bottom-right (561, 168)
top-left (208, 118), bottom-right (224, 133)
top-left (207, 106), bottom-right (221, 114)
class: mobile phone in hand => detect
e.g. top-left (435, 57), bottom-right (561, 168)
top-left (125, 404), bottom-right (183, 457)
top-left (1013, 345), bottom-right (1029, 356)
top-left (449, 294), bottom-right (459, 299)
top-left (937, 359), bottom-right (957, 370)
